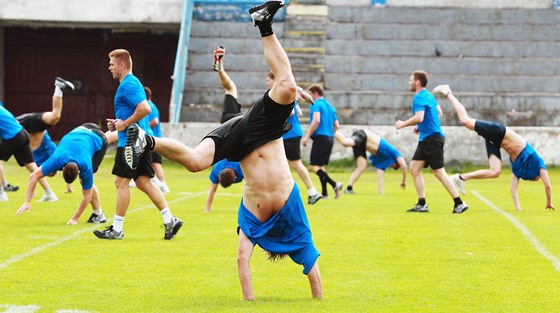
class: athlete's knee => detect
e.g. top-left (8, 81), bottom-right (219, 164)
top-left (488, 168), bottom-right (501, 178)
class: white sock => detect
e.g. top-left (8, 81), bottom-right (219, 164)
top-left (308, 187), bottom-right (318, 196)
top-left (54, 86), bottom-right (63, 97)
top-left (93, 208), bottom-right (103, 216)
top-left (112, 215), bottom-right (125, 232)
top-left (2, 180), bottom-right (7, 188)
top-left (160, 207), bottom-right (173, 224)
top-left (45, 189), bottom-right (53, 196)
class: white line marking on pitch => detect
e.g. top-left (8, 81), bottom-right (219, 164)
top-left (472, 190), bottom-right (560, 272)
top-left (0, 192), bottom-right (206, 270)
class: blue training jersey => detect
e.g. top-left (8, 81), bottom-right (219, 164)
top-left (41, 126), bottom-right (104, 190)
top-left (148, 100), bottom-right (162, 137)
top-left (412, 89), bottom-right (444, 142)
top-left (209, 159), bottom-right (244, 185)
top-left (368, 138), bottom-right (402, 171)
top-left (283, 102), bottom-right (303, 140)
top-left (0, 103), bottom-right (23, 140)
top-left (114, 73), bottom-right (152, 147)
top-left (309, 97), bottom-right (338, 138)
top-left (511, 142), bottom-right (547, 180)
top-left (33, 131), bottom-right (57, 166)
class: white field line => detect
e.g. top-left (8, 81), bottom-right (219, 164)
top-left (0, 192), bottom-right (206, 270)
top-left (471, 190), bottom-right (560, 272)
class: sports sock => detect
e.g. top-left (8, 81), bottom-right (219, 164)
top-left (319, 170), bottom-right (337, 188)
top-left (459, 174), bottom-right (464, 181)
top-left (347, 185), bottom-right (353, 191)
top-left (315, 171), bottom-right (328, 196)
top-left (160, 207), bottom-right (173, 224)
top-left (418, 198), bottom-right (426, 206)
top-left (308, 187), bottom-right (318, 197)
top-left (146, 135), bottom-right (155, 151)
top-left (256, 22), bottom-right (273, 37)
top-left (45, 189), bottom-right (54, 196)
top-left (453, 197), bottom-right (463, 206)
top-left (54, 86), bottom-right (63, 97)
top-left (113, 215), bottom-right (125, 232)
top-left (93, 208), bottom-right (102, 216)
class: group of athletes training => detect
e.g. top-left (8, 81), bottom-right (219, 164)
top-left (0, 0), bottom-right (554, 300)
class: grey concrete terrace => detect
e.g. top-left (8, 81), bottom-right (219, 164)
top-left (326, 23), bottom-right (560, 41)
top-left (328, 7), bottom-right (560, 25)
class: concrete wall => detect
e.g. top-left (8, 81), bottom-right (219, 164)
top-left (161, 123), bottom-right (560, 166)
top-left (327, 0), bottom-right (552, 8)
top-left (0, 0), bottom-right (183, 23)
top-left (0, 27), bottom-right (3, 100)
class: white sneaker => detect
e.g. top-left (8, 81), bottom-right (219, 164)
top-left (451, 174), bottom-right (466, 196)
top-left (432, 84), bottom-right (451, 97)
top-left (0, 191), bottom-right (8, 201)
top-left (38, 192), bottom-right (58, 202)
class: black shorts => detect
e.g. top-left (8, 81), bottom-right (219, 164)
top-left (152, 152), bottom-right (162, 164)
top-left (283, 136), bottom-right (301, 161)
top-left (351, 130), bottom-right (367, 160)
top-left (112, 147), bottom-right (154, 179)
top-left (0, 129), bottom-right (34, 166)
top-left (310, 135), bottom-right (334, 166)
top-left (412, 134), bottom-right (445, 170)
top-left (81, 123), bottom-right (109, 173)
top-left (220, 94), bottom-right (243, 124)
top-left (16, 112), bottom-right (51, 133)
top-left (474, 120), bottom-right (506, 160)
top-left (204, 91), bottom-right (293, 164)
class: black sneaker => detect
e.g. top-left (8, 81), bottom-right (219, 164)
top-left (308, 193), bottom-right (322, 205)
top-left (4, 183), bottom-right (19, 192)
top-left (407, 203), bottom-right (429, 213)
top-left (93, 225), bottom-right (124, 240)
top-left (164, 217), bottom-right (183, 240)
top-left (55, 77), bottom-right (75, 91)
top-left (124, 123), bottom-right (147, 170)
top-left (86, 212), bottom-right (107, 224)
top-left (249, 1), bottom-right (285, 26)
top-left (453, 202), bottom-right (469, 214)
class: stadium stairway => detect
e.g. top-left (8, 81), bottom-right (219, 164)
top-left (181, 4), bottom-right (560, 126)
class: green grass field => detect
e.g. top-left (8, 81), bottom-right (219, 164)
top-left (1, 157), bottom-right (560, 312)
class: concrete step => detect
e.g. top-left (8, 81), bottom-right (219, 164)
top-left (191, 21), bottom-right (285, 38)
top-left (326, 23), bottom-right (560, 42)
top-left (323, 39), bottom-right (560, 58)
top-left (328, 7), bottom-right (560, 25)
top-left (323, 72), bottom-right (560, 93)
top-left (284, 30), bottom-right (327, 39)
top-left (323, 55), bottom-right (560, 76)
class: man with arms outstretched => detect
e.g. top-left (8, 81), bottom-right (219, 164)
top-left (124, 1), bottom-right (322, 300)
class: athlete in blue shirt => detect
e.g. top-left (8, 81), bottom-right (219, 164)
top-left (302, 84), bottom-right (344, 199)
top-left (395, 70), bottom-right (468, 214)
top-left (145, 86), bottom-right (170, 193)
top-left (0, 104), bottom-right (57, 202)
top-left (335, 129), bottom-right (408, 195)
top-left (94, 49), bottom-right (182, 240)
top-left (205, 159), bottom-right (244, 213)
top-left (433, 84), bottom-right (554, 212)
top-left (16, 124), bottom-right (109, 224)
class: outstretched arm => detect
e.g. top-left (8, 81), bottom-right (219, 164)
top-left (204, 183), bottom-right (219, 213)
top-left (307, 261), bottom-right (323, 299)
top-left (16, 167), bottom-right (44, 215)
top-left (376, 169), bottom-right (385, 195)
top-left (67, 187), bottom-right (93, 225)
top-left (510, 174), bottom-right (522, 211)
top-left (397, 157), bottom-right (408, 190)
top-left (334, 130), bottom-right (355, 147)
top-left (395, 111), bottom-right (424, 130)
top-left (540, 169), bottom-right (555, 211)
top-left (237, 229), bottom-right (255, 301)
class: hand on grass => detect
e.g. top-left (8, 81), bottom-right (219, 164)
top-left (16, 203), bottom-right (31, 215)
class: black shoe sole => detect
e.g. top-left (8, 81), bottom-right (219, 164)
top-left (93, 230), bottom-right (123, 239)
top-left (164, 220), bottom-right (183, 240)
top-left (248, 1), bottom-right (284, 21)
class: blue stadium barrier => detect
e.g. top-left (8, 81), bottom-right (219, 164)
top-left (194, 0), bottom-right (289, 21)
